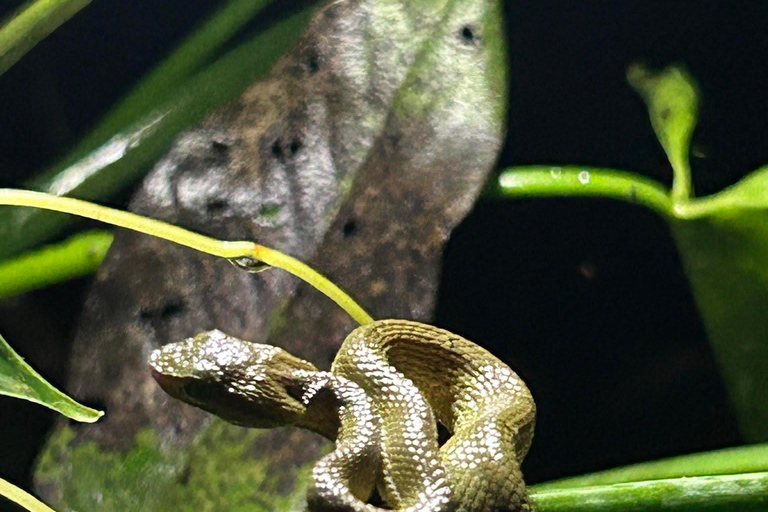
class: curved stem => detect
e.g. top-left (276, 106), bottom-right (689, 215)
top-left (488, 166), bottom-right (673, 218)
top-left (0, 476), bottom-right (57, 512)
top-left (0, 189), bottom-right (374, 326)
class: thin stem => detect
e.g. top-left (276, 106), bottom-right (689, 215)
top-left (0, 476), bottom-right (57, 512)
top-left (488, 166), bottom-right (672, 218)
top-left (0, 189), bottom-right (374, 326)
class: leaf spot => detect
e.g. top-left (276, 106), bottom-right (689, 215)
top-left (461, 26), bottom-right (478, 45)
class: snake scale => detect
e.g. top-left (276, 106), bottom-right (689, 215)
top-left (150, 320), bottom-right (536, 511)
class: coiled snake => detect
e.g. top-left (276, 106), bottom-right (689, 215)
top-left (150, 320), bottom-right (536, 511)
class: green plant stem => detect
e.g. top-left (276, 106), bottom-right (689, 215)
top-left (0, 230), bottom-right (113, 300)
top-left (0, 189), bottom-right (374, 326)
top-left (489, 166), bottom-right (673, 217)
top-left (535, 444), bottom-right (768, 491)
top-left (0, 476), bottom-right (56, 512)
top-left (0, 0), bottom-right (91, 76)
top-left (530, 472), bottom-right (768, 512)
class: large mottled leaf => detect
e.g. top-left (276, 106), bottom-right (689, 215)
top-left (0, 332), bottom-right (101, 422)
top-left (493, 64), bottom-right (768, 442)
top-left (34, 0), bottom-right (508, 509)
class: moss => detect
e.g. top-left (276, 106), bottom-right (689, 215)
top-left (35, 420), bottom-right (323, 511)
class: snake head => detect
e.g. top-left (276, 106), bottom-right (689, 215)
top-left (150, 330), bottom-right (318, 428)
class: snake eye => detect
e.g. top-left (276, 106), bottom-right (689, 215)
top-left (182, 380), bottom-right (218, 403)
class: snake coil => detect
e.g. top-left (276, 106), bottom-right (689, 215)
top-left (151, 320), bottom-right (536, 511)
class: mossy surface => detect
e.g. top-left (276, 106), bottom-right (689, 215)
top-left (36, 420), bottom-right (324, 511)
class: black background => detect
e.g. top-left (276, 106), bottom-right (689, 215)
top-left (1, 0), bottom-right (766, 507)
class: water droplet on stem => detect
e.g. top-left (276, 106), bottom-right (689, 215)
top-left (229, 256), bottom-right (271, 273)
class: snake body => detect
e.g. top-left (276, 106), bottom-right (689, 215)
top-left (150, 320), bottom-right (536, 511)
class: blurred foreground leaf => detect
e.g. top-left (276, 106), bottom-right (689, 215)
top-left (0, 0), bottom-right (319, 259)
top-left (0, 476), bottom-right (57, 512)
top-left (0, 0), bottom-right (91, 76)
top-left (0, 230), bottom-right (113, 299)
top-left (492, 64), bottom-right (768, 441)
top-left (0, 332), bottom-right (102, 422)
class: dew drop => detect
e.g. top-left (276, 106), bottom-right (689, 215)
top-left (229, 256), bottom-right (271, 274)
top-left (578, 170), bottom-right (591, 185)
top-left (550, 166), bottom-right (563, 179)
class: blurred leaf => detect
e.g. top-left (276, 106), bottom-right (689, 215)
top-left (671, 181), bottom-right (768, 441)
top-left (0, 1), bottom-right (319, 259)
top-left (0, 0), bottom-right (91, 76)
top-left (0, 332), bottom-right (102, 422)
top-left (0, 476), bottom-right (57, 512)
top-left (0, 230), bottom-right (113, 300)
top-left (47, 0), bottom-right (285, 170)
top-left (535, 443), bottom-right (768, 491)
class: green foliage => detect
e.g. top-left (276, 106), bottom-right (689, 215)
top-left (535, 443), bottom-right (768, 490)
top-left (495, 64), bottom-right (768, 442)
top-left (532, 444), bottom-right (768, 511)
top-left (0, 332), bottom-right (102, 422)
top-left (0, 0), bottom-right (92, 76)
top-left (0, 230), bottom-right (113, 300)
top-left (626, 63), bottom-right (698, 202)
top-left (531, 472), bottom-right (768, 512)
top-left (2, 1), bottom-right (768, 509)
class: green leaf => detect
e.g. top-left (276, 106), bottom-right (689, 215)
top-left (534, 443), bottom-right (768, 491)
top-left (491, 64), bottom-right (768, 441)
top-left (531, 444), bottom-right (768, 511)
top-left (0, 332), bottom-right (103, 422)
top-left (0, 1), bottom-right (319, 260)
top-left (0, 476), bottom-right (57, 512)
top-left (0, 230), bottom-right (113, 300)
top-left (0, 0), bottom-right (91, 77)
top-left (627, 63), bottom-right (699, 202)
top-left (670, 185), bottom-right (768, 441)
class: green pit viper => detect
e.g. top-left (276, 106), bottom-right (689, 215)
top-left (150, 319), bottom-right (536, 511)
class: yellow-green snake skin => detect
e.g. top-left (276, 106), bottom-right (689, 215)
top-left (150, 320), bottom-right (536, 511)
